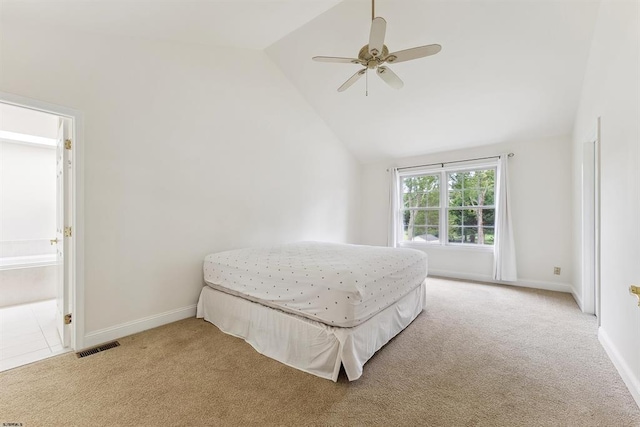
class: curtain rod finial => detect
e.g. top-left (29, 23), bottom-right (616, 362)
top-left (508, 153), bottom-right (515, 158)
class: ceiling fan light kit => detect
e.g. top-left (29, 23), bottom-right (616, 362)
top-left (312, 0), bottom-right (442, 95)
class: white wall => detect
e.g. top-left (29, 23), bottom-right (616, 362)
top-left (0, 24), bottom-right (361, 339)
top-left (361, 136), bottom-right (573, 292)
top-left (0, 142), bottom-right (56, 245)
top-left (571, 0), bottom-right (639, 406)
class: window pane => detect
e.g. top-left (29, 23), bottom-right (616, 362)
top-left (403, 192), bottom-right (422, 209)
top-left (426, 226), bottom-right (440, 243)
top-left (427, 190), bottom-right (440, 207)
top-left (402, 211), bottom-right (424, 242)
top-left (448, 208), bottom-right (462, 228)
top-left (426, 210), bottom-right (439, 226)
top-left (482, 208), bottom-right (495, 227)
top-left (426, 175), bottom-right (439, 191)
top-left (418, 192), bottom-right (429, 208)
top-left (463, 209), bottom-right (478, 226)
top-left (410, 193), bottom-right (422, 208)
top-left (402, 222), bottom-right (412, 241)
top-left (410, 226), bottom-right (427, 242)
top-left (463, 188), bottom-right (479, 206)
top-left (402, 177), bottom-right (419, 207)
top-left (458, 171), bottom-right (478, 188)
top-left (482, 227), bottom-right (495, 245)
top-left (463, 227), bottom-right (478, 244)
top-left (485, 188), bottom-right (495, 206)
top-left (403, 210), bottom-right (410, 229)
top-left (448, 172), bottom-right (461, 189)
top-left (402, 211), bottom-right (414, 241)
top-left (403, 209), bottom-right (421, 229)
top-left (484, 169), bottom-right (495, 182)
top-left (464, 171), bottom-right (480, 188)
top-left (448, 226), bottom-right (462, 243)
top-left (448, 190), bottom-right (462, 207)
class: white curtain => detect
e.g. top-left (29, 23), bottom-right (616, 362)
top-left (493, 154), bottom-right (518, 281)
top-left (387, 168), bottom-right (399, 247)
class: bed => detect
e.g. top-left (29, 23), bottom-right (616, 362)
top-left (196, 242), bottom-right (428, 381)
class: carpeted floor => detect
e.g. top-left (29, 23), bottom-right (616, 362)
top-left (1, 277), bottom-right (639, 426)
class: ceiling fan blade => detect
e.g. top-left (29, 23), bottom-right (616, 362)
top-left (338, 69), bottom-right (366, 92)
top-left (386, 44), bottom-right (442, 64)
top-left (368, 17), bottom-right (387, 57)
top-left (377, 66), bottom-right (403, 90)
top-left (313, 56), bottom-right (361, 64)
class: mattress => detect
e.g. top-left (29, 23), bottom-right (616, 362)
top-left (203, 241), bottom-right (427, 327)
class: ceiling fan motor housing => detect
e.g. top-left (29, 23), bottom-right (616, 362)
top-left (358, 44), bottom-right (390, 68)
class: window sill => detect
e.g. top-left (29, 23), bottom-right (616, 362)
top-left (399, 242), bottom-right (495, 252)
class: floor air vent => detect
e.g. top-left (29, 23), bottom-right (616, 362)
top-left (76, 341), bottom-right (120, 358)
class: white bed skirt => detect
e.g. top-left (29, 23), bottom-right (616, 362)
top-left (196, 280), bottom-right (426, 381)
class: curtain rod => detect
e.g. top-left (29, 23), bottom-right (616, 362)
top-left (394, 152), bottom-right (514, 172)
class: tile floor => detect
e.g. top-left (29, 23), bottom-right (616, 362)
top-left (0, 299), bottom-right (69, 371)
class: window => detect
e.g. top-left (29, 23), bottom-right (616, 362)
top-left (447, 169), bottom-right (495, 245)
top-left (401, 174), bottom-right (441, 243)
top-left (399, 165), bottom-right (496, 247)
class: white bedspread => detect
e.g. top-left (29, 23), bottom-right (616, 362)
top-left (197, 281), bottom-right (427, 381)
top-left (203, 242), bottom-right (427, 327)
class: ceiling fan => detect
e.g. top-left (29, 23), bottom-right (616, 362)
top-left (312, 0), bottom-right (441, 94)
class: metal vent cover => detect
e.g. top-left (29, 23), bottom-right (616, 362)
top-left (76, 341), bottom-right (120, 358)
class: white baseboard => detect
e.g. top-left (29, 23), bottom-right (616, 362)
top-left (427, 269), bottom-right (573, 293)
top-left (598, 327), bottom-right (640, 408)
top-left (571, 286), bottom-right (584, 311)
top-left (82, 304), bottom-right (197, 350)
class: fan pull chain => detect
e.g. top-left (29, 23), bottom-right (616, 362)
top-left (366, 68), bottom-right (369, 96)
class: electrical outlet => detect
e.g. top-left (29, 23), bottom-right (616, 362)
top-left (553, 267), bottom-right (561, 275)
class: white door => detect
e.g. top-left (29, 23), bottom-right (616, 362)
top-left (581, 141), bottom-right (596, 315)
top-left (581, 135), bottom-right (601, 319)
top-left (55, 118), bottom-right (72, 348)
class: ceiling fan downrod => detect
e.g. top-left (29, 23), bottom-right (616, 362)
top-left (372, 0), bottom-right (375, 21)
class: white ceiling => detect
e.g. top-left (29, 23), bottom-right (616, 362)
top-left (0, 0), bottom-right (340, 50)
top-left (2, 0), bottom-right (600, 163)
top-left (267, 0), bottom-right (601, 162)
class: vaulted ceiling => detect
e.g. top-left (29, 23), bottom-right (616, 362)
top-left (0, 0), bottom-right (341, 50)
top-left (1, 0), bottom-right (600, 163)
top-left (266, 0), bottom-right (600, 162)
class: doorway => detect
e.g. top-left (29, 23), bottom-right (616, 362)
top-left (581, 120), bottom-right (601, 319)
top-left (0, 96), bottom-right (81, 370)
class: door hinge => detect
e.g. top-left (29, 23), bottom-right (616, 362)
top-left (64, 313), bottom-right (72, 325)
top-left (64, 226), bottom-right (72, 237)
top-left (630, 285), bottom-right (640, 307)
top-left (65, 139), bottom-right (72, 150)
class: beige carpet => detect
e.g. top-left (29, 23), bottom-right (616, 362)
top-left (1, 278), bottom-right (639, 426)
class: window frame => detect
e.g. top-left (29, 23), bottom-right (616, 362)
top-left (396, 160), bottom-right (498, 250)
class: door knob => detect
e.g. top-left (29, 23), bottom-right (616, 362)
top-left (50, 238), bottom-right (59, 245)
